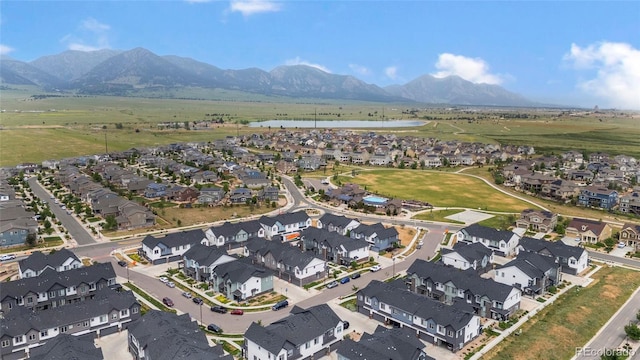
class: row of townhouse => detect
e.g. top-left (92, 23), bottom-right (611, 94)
top-left (299, 227), bottom-right (370, 265)
top-left (336, 326), bottom-right (434, 360)
top-left (0, 288), bottom-right (140, 360)
top-left (316, 212), bottom-right (401, 252)
top-left (405, 259), bottom-right (522, 321)
top-left (140, 211), bottom-right (313, 264)
top-left (357, 280), bottom-right (481, 353)
top-left (128, 310), bottom-right (232, 360)
top-left (244, 304), bottom-right (345, 360)
top-left (0, 262), bottom-right (117, 313)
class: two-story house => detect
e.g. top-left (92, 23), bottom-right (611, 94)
top-left (258, 211), bottom-right (312, 240)
top-left (210, 257), bottom-right (274, 302)
top-left (316, 213), bottom-right (361, 236)
top-left (18, 249), bottom-right (82, 279)
top-left (620, 223), bottom-right (640, 251)
top-left (441, 242), bottom-right (494, 274)
top-left (197, 187), bottom-right (226, 205)
top-left (181, 243), bottom-right (236, 282)
top-left (577, 186), bottom-right (618, 210)
top-left (349, 223), bottom-right (399, 252)
top-left (140, 229), bottom-right (205, 265)
top-left (517, 236), bottom-right (588, 275)
top-left (335, 326), bottom-right (434, 360)
top-left (0, 262), bottom-right (117, 313)
top-left (244, 304), bottom-right (344, 360)
top-left (300, 227), bottom-right (370, 265)
top-left (405, 260), bottom-right (521, 321)
top-left (494, 252), bottom-right (561, 295)
top-left (455, 224), bottom-right (520, 257)
top-left (357, 280), bottom-right (481, 352)
top-left (203, 220), bottom-right (264, 248)
top-left (244, 238), bottom-right (326, 287)
top-left (565, 218), bottom-right (613, 244)
top-left (515, 209), bottom-right (558, 233)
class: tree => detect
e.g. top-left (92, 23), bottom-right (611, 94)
top-left (103, 215), bottom-right (118, 231)
top-left (25, 232), bottom-right (37, 247)
top-left (625, 324), bottom-right (640, 340)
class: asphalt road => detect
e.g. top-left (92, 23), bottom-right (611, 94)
top-left (588, 250), bottom-right (640, 269)
top-left (27, 177), bottom-right (97, 246)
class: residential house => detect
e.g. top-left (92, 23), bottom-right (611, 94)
top-left (541, 179), bottom-right (581, 201)
top-left (517, 237), bottom-right (588, 275)
top-left (301, 227), bottom-right (370, 265)
top-left (1, 289), bottom-right (140, 360)
top-left (455, 224), bottom-right (520, 257)
top-left (620, 223), bottom-right (640, 251)
top-left (515, 209), bottom-right (558, 233)
top-left (140, 229), bottom-right (205, 265)
top-left (28, 334), bottom-right (104, 360)
top-left (405, 260), bottom-right (521, 320)
top-left (349, 223), bottom-right (399, 252)
top-left (181, 243), bottom-right (236, 282)
top-left (126, 178), bottom-right (153, 194)
top-left (335, 326), bottom-right (434, 360)
top-left (619, 191), bottom-right (640, 216)
top-left (577, 186), bottom-right (618, 210)
top-left (166, 186), bottom-right (199, 202)
top-left (144, 183), bottom-right (167, 199)
top-left (244, 238), bottom-right (326, 286)
top-left (441, 242), bottom-right (494, 274)
top-left (197, 187), bottom-right (225, 205)
top-left (230, 187), bottom-right (252, 204)
top-left (0, 206), bottom-right (38, 247)
top-left (565, 218), bottom-right (613, 244)
top-left (494, 252), bottom-right (561, 295)
top-left (18, 249), bottom-right (82, 279)
top-left (203, 219), bottom-right (265, 248)
top-left (258, 211), bottom-right (312, 240)
top-left (192, 170), bottom-right (219, 184)
top-left (115, 201), bottom-right (155, 230)
top-left (258, 186), bottom-right (280, 203)
top-left (357, 280), bottom-right (481, 352)
top-left (128, 310), bottom-right (231, 360)
top-left (520, 173), bottom-right (557, 193)
top-left (244, 304), bottom-right (344, 360)
top-left (316, 213), bottom-right (361, 236)
top-left (0, 262), bottom-right (117, 313)
top-left (210, 257), bottom-right (274, 301)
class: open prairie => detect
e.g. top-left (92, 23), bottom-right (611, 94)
top-left (337, 169), bottom-right (537, 212)
top-left (1, 87), bottom-right (639, 166)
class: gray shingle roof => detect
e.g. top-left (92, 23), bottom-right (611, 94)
top-left (18, 248), bottom-right (81, 273)
top-left (301, 227), bottom-right (369, 252)
top-left (497, 251), bottom-right (558, 278)
top-left (213, 257), bottom-right (272, 284)
top-left (518, 236), bottom-right (586, 261)
top-left (459, 223), bottom-right (515, 241)
top-left (183, 243), bottom-right (230, 267)
top-left (127, 310), bottom-right (230, 360)
top-left (28, 333), bottom-right (104, 360)
top-left (246, 238), bottom-right (323, 270)
top-left (245, 304), bottom-right (340, 354)
top-left (406, 259), bottom-right (515, 302)
top-left (209, 219), bottom-right (263, 238)
top-left (318, 213), bottom-right (358, 228)
top-left (142, 229), bottom-right (205, 249)
top-left (441, 242), bottom-right (493, 263)
top-left (336, 326), bottom-right (435, 360)
top-left (258, 211), bottom-right (310, 227)
top-left (0, 262), bottom-right (116, 301)
top-left (359, 280), bottom-right (476, 331)
top-left (0, 288), bottom-right (138, 337)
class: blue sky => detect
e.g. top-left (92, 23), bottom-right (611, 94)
top-left (1, 1), bottom-right (639, 108)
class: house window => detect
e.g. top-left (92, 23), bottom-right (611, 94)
top-left (14, 336), bottom-right (24, 344)
top-left (49, 291), bottom-right (56, 298)
top-left (100, 315), bottom-right (107, 322)
top-left (314, 338), bottom-right (319, 345)
top-left (60, 326), bottom-right (68, 333)
top-left (84, 321), bottom-right (89, 327)
top-left (28, 334), bottom-right (37, 341)
top-left (26, 297), bottom-right (34, 304)
top-left (132, 307), bottom-right (139, 314)
top-left (1, 340), bottom-right (10, 347)
top-left (305, 342), bottom-right (310, 349)
top-left (112, 313), bottom-right (118, 320)
top-left (154, 249), bottom-right (159, 254)
top-left (40, 330), bottom-right (48, 337)
top-left (121, 309), bottom-right (129, 316)
top-left (448, 330), bottom-right (454, 337)
top-left (58, 289), bottom-right (65, 296)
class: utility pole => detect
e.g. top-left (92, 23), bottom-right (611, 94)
top-left (104, 130), bottom-right (108, 153)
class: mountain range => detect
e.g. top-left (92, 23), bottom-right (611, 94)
top-left (1, 47), bottom-right (535, 106)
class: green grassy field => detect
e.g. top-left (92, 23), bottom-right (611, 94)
top-left (338, 169), bottom-right (538, 212)
top-left (484, 266), bottom-right (640, 360)
top-left (412, 209), bottom-right (466, 223)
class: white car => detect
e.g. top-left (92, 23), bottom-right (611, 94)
top-left (0, 254), bottom-right (17, 261)
top-left (159, 277), bottom-right (169, 283)
top-left (181, 291), bottom-right (192, 299)
top-left (370, 264), bottom-right (382, 272)
top-left (618, 242), bottom-right (626, 249)
top-left (166, 281), bottom-right (176, 288)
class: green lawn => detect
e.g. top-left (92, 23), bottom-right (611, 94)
top-left (338, 169), bottom-right (537, 212)
top-left (476, 214), bottom-right (517, 230)
top-left (484, 266), bottom-right (640, 360)
top-left (413, 209), bottom-right (466, 224)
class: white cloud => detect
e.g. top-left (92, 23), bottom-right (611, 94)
top-left (61, 17), bottom-right (111, 51)
top-left (432, 53), bottom-right (503, 85)
top-left (229, 0), bottom-right (281, 16)
top-left (385, 66), bottom-right (398, 80)
top-left (564, 41), bottom-right (640, 109)
top-left (349, 64), bottom-right (370, 76)
top-left (285, 57), bottom-right (330, 73)
top-left (0, 44), bottom-right (14, 55)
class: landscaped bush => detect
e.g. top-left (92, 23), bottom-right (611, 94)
top-left (536, 297), bottom-right (546, 303)
top-left (548, 286), bottom-right (558, 294)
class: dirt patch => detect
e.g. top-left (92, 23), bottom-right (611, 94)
top-left (600, 284), bottom-right (621, 300)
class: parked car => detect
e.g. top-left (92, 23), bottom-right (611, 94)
top-left (162, 297), bottom-right (174, 307)
top-left (159, 277), bottom-right (169, 283)
top-left (230, 309), bottom-right (244, 315)
top-left (343, 321), bottom-right (350, 330)
top-left (117, 260), bottom-right (128, 267)
top-left (211, 306), bottom-right (227, 313)
top-left (207, 324), bottom-right (223, 333)
top-left (181, 292), bottom-right (192, 299)
top-left (339, 277), bottom-right (350, 284)
top-left (618, 242), bottom-right (626, 248)
top-left (370, 265), bottom-right (382, 272)
top-left (166, 281), bottom-right (176, 288)
top-left (0, 254), bottom-right (17, 261)
top-left (272, 300), bottom-right (289, 311)
top-left (326, 281), bottom-right (339, 289)
top-left (350, 272), bottom-right (361, 279)
top-left (193, 297), bottom-right (203, 305)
